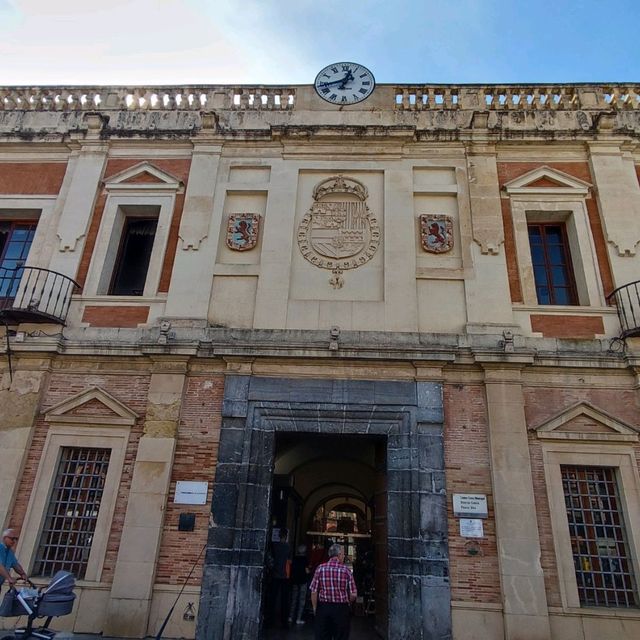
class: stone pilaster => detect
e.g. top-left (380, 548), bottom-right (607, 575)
top-left (164, 142), bottom-right (223, 319)
top-left (253, 159), bottom-right (297, 329)
top-left (0, 362), bottom-right (48, 530)
top-left (464, 143), bottom-right (516, 330)
top-left (588, 142), bottom-right (640, 287)
top-left (47, 133), bottom-right (108, 279)
top-left (104, 360), bottom-right (187, 637)
top-left (482, 364), bottom-right (551, 640)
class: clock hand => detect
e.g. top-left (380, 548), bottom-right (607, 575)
top-left (318, 75), bottom-right (351, 89)
top-left (338, 71), bottom-right (354, 90)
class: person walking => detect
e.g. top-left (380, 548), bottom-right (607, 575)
top-left (0, 529), bottom-right (28, 591)
top-left (288, 544), bottom-right (310, 625)
top-left (267, 528), bottom-right (291, 628)
top-left (310, 543), bottom-right (357, 640)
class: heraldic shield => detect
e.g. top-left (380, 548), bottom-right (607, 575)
top-left (420, 214), bottom-right (454, 253)
top-left (226, 213), bottom-right (261, 251)
top-left (297, 175), bottom-right (380, 287)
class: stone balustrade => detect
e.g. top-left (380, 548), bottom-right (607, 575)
top-left (0, 85), bottom-right (297, 111)
top-left (394, 84), bottom-right (640, 111)
top-left (0, 84), bottom-right (637, 112)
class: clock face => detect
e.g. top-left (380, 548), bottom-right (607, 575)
top-left (314, 62), bottom-right (375, 105)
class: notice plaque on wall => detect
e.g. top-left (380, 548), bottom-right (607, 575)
top-left (174, 481), bottom-right (208, 505)
top-left (453, 494), bottom-right (488, 519)
top-left (460, 518), bottom-right (484, 538)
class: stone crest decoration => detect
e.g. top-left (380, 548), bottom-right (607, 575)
top-left (297, 175), bottom-right (380, 288)
top-left (420, 214), bottom-right (454, 253)
top-left (226, 213), bottom-right (261, 251)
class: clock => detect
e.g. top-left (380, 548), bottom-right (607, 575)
top-left (314, 62), bottom-right (375, 105)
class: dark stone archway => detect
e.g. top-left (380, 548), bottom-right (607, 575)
top-left (197, 377), bottom-right (450, 640)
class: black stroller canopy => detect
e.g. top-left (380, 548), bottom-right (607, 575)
top-left (44, 572), bottom-right (75, 596)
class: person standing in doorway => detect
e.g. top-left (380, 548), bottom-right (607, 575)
top-left (0, 529), bottom-right (28, 591)
top-left (310, 543), bottom-right (357, 640)
top-left (288, 543), bottom-right (310, 624)
top-left (268, 528), bottom-right (291, 628)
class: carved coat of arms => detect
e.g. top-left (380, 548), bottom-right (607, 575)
top-left (297, 175), bottom-right (380, 288)
top-left (226, 213), bottom-right (261, 251)
top-left (420, 214), bottom-right (454, 254)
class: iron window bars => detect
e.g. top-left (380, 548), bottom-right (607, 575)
top-left (561, 465), bottom-right (638, 608)
top-left (33, 447), bottom-right (111, 579)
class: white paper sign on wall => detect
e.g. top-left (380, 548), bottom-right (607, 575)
top-left (174, 481), bottom-right (208, 505)
top-left (453, 494), bottom-right (488, 518)
top-left (460, 518), bottom-right (484, 538)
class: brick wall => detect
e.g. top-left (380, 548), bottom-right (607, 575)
top-left (0, 162), bottom-right (67, 194)
top-left (501, 198), bottom-right (523, 303)
top-left (444, 383), bottom-right (501, 604)
top-left (155, 374), bottom-right (224, 586)
top-left (530, 314), bottom-right (605, 338)
top-left (9, 370), bottom-right (151, 583)
top-left (524, 385), bottom-right (640, 608)
top-left (82, 305), bottom-right (150, 328)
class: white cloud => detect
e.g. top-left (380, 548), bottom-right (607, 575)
top-left (0, 0), bottom-right (316, 84)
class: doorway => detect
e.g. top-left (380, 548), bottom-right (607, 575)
top-left (197, 376), bottom-right (451, 640)
top-left (263, 433), bottom-right (386, 639)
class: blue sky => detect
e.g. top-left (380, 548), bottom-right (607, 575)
top-left (0, 0), bottom-right (638, 86)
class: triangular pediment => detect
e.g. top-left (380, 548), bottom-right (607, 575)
top-left (504, 166), bottom-right (591, 195)
top-left (121, 170), bottom-right (166, 185)
top-left (44, 386), bottom-right (139, 427)
top-left (534, 401), bottom-right (638, 442)
top-left (104, 162), bottom-right (183, 191)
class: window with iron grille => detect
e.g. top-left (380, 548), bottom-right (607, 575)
top-left (33, 447), bottom-right (111, 579)
top-left (562, 465), bottom-right (639, 607)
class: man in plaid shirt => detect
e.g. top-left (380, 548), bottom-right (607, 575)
top-left (310, 543), bottom-right (357, 640)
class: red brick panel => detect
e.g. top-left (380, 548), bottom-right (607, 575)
top-left (75, 193), bottom-right (106, 288)
top-left (155, 374), bottom-right (224, 586)
top-left (103, 159), bottom-right (190, 183)
top-left (496, 162), bottom-right (593, 187)
top-left (82, 305), bottom-right (150, 327)
top-left (501, 198), bottom-right (523, 303)
top-left (0, 163), bottom-right (67, 194)
top-left (444, 383), bottom-right (501, 604)
top-left (530, 314), bottom-right (604, 338)
top-left (585, 198), bottom-right (614, 299)
top-left (158, 192), bottom-right (185, 293)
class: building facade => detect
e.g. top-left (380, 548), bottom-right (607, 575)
top-left (0, 78), bottom-right (639, 640)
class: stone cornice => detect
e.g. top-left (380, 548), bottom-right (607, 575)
top-left (1, 327), bottom-right (633, 373)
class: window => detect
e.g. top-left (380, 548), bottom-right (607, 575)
top-left (109, 217), bottom-right (158, 296)
top-left (0, 221), bottom-right (37, 298)
top-left (528, 223), bottom-right (578, 305)
top-left (561, 465), bottom-right (638, 608)
top-left (33, 447), bottom-right (111, 579)
top-left (82, 162), bottom-right (182, 298)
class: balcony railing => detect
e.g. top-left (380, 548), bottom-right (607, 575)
top-left (0, 266), bottom-right (80, 325)
top-left (607, 280), bottom-right (640, 339)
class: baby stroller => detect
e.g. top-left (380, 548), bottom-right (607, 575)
top-left (0, 572), bottom-right (76, 640)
